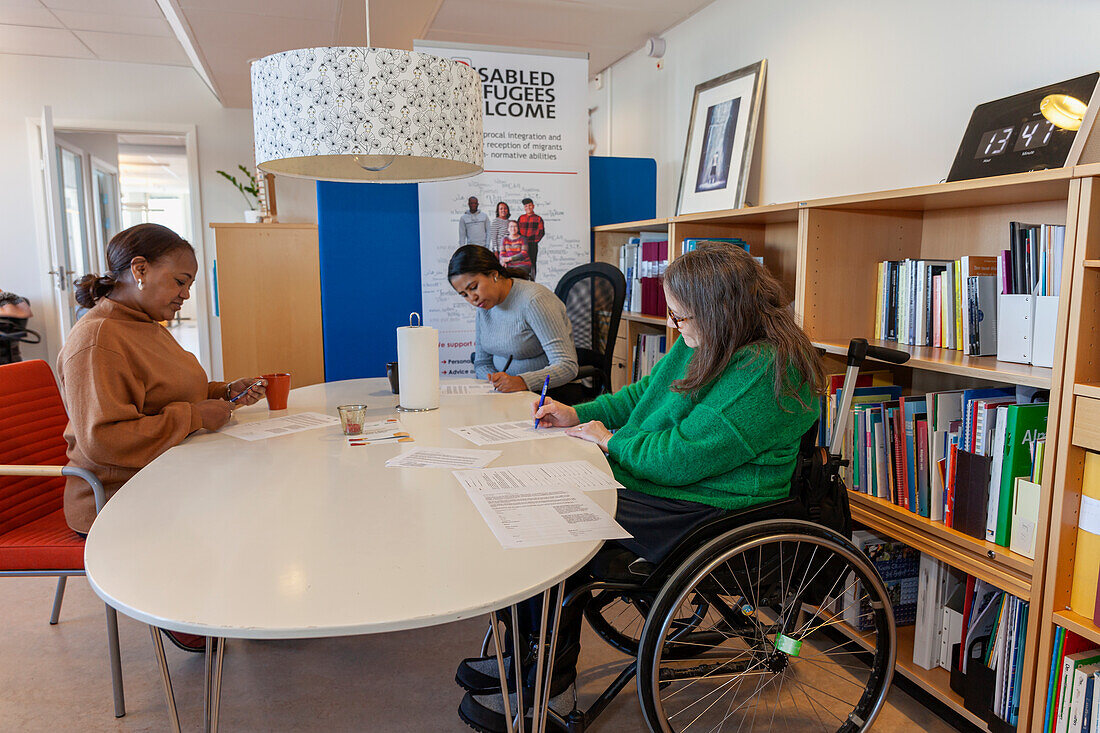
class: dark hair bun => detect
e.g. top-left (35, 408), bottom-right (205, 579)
top-left (73, 273), bottom-right (117, 308)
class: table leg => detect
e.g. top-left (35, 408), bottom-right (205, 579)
top-left (533, 582), bottom-right (565, 733)
top-left (489, 611), bottom-right (516, 733)
top-left (530, 590), bottom-right (550, 733)
top-left (208, 637), bottom-right (225, 733)
top-left (510, 605), bottom-right (525, 732)
top-left (149, 627), bottom-right (182, 733)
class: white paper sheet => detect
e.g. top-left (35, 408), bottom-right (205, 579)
top-left (465, 486), bottom-right (631, 548)
top-left (346, 418), bottom-right (409, 445)
top-left (222, 412), bottom-right (341, 441)
top-left (450, 420), bottom-right (569, 446)
top-left (385, 447), bottom-right (502, 469)
top-left (441, 383), bottom-right (501, 395)
top-left (453, 460), bottom-right (623, 493)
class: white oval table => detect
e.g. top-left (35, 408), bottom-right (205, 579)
top-left (84, 378), bottom-right (617, 732)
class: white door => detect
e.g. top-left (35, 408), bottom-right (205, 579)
top-left (90, 158), bottom-right (122, 270)
top-left (39, 106), bottom-right (78, 337)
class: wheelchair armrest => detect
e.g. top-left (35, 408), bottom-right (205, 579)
top-left (575, 364), bottom-right (602, 381)
top-left (0, 464), bottom-right (107, 515)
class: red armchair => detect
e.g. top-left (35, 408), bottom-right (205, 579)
top-left (0, 359), bottom-right (124, 717)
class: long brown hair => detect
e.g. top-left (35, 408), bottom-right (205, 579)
top-left (664, 242), bottom-right (824, 403)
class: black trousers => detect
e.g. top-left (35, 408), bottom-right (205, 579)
top-left (515, 488), bottom-right (726, 692)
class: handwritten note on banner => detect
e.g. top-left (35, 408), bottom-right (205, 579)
top-left (450, 421), bottom-right (568, 446)
top-left (221, 412), bottom-right (341, 441)
top-left (465, 486), bottom-right (631, 549)
top-left (453, 460), bottom-right (623, 493)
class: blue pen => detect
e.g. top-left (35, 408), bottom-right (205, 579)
top-left (229, 379), bottom-right (264, 404)
top-left (534, 375), bottom-right (550, 428)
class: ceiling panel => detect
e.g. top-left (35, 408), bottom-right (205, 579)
top-left (52, 9), bottom-right (172, 36)
top-left (0, 23), bottom-right (91, 57)
top-left (179, 0), bottom-right (341, 20)
top-left (182, 9), bottom-right (336, 57)
top-left (75, 29), bottom-right (189, 64)
top-left (0, 0), bottom-right (62, 28)
top-left (40, 0), bottom-right (164, 17)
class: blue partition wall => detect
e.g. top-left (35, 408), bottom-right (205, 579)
top-left (317, 156), bottom-right (656, 380)
top-left (316, 181), bottom-right (422, 380)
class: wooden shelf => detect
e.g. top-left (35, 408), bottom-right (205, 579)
top-left (849, 491), bottom-right (1032, 599)
top-left (620, 311), bottom-right (666, 326)
top-left (592, 217), bottom-right (669, 233)
top-left (1083, 260), bottom-right (1100, 269)
top-left (1074, 382), bottom-right (1100, 399)
top-left (816, 607), bottom-right (991, 730)
top-left (813, 338), bottom-right (1053, 388)
top-left (1052, 609), bottom-right (1100, 648)
top-left (673, 201), bottom-right (801, 225)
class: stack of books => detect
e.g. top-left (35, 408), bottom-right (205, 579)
top-left (632, 332), bottom-right (666, 381)
top-left (1003, 222), bottom-right (1066, 297)
top-left (619, 233), bottom-right (668, 315)
top-left (1045, 628), bottom-right (1100, 733)
top-left (839, 531), bottom-right (919, 631)
top-left (834, 373), bottom-right (1048, 551)
top-left (914, 557), bottom-right (1029, 727)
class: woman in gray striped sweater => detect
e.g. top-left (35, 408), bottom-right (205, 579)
top-left (448, 245), bottom-right (578, 394)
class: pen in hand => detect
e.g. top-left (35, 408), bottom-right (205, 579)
top-left (490, 355), bottom-right (515, 392)
top-left (229, 379), bottom-right (264, 404)
top-left (533, 375), bottom-right (550, 429)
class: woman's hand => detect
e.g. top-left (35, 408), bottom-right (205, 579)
top-left (195, 399), bottom-right (233, 431)
top-left (532, 397), bottom-right (580, 428)
top-left (565, 420), bottom-right (613, 453)
top-left (488, 372), bottom-right (527, 392)
top-left (227, 377), bottom-right (267, 406)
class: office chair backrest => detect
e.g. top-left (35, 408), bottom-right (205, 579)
top-left (554, 262), bottom-right (626, 389)
top-left (0, 360), bottom-right (69, 534)
top-left (0, 317), bottom-right (40, 365)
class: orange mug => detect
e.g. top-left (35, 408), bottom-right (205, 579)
top-left (263, 373), bottom-right (291, 410)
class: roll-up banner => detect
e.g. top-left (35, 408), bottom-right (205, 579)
top-left (414, 41), bottom-right (589, 378)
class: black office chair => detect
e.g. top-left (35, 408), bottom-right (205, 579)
top-left (0, 317), bottom-right (40, 365)
top-left (554, 263), bottom-right (626, 400)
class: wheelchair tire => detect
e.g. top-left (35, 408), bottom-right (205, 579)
top-left (584, 590), bottom-right (650, 656)
top-left (636, 519), bottom-right (895, 732)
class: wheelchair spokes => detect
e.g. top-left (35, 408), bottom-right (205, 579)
top-left (638, 530), bottom-right (895, 732)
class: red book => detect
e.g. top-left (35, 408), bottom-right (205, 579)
top-left (891, 408), bottom-right (907, 510)
top-left (944, 443), bottom-right (959, 528)
top-left (932, 276), bottom-right (942, 348)
top-left (1055, 631), bottom-right (1096, 721)
top-left (958, 575), bottom-right (977, 670)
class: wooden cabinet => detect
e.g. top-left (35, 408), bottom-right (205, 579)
top-left (211, 223), bottom-right (325, 387)
top-left (592, 165), bottom-right (1100, 731)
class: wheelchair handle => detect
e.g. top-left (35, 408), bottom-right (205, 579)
top-left (830, 339), bottom-right (910, 456)
top-left (846, 338), bottom-right (910, 367)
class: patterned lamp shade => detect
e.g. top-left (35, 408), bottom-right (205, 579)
top-left (251, 47), bottom-right (484, 183)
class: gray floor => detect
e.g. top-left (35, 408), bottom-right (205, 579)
top-left (1, 576), bottom-right (960, 731)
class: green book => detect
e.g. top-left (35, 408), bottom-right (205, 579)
top-left (993, 403), bottom-right (1049, 547)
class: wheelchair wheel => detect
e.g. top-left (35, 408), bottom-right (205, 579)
top-left (584, 590), bottom-right (650, 655)
top-left (637, 519), bottom-right (895, 732)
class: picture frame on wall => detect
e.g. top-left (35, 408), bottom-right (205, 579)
top-left (675, 60), bottom-right (766, 216)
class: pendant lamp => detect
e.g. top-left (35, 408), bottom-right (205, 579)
top-left (251, 46), bottom-right (484, 183)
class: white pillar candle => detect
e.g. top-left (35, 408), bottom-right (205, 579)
top-left (397, 317), bottom-right (440, 411)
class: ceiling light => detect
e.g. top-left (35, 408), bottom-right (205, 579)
top-left (251, 47), bottom-right (484, 183)
top-left (1040, 93), bottom-right (1087, 131)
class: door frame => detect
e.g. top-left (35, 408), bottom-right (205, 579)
top-left (26, 118), bottom-right (211, 373)
top-left (88, 154), bottom-right (122, 275)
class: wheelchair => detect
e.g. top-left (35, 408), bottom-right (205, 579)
top-left (481, 338), bottom-right (910, 732)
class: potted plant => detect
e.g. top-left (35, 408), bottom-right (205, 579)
top-left (217, 165), bottom-right (261, 222)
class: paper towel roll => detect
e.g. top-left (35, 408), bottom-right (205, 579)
top-left (397, 318), bottom-right (440, 410)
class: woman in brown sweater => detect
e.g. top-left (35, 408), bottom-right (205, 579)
top-left (59, 223), bottom-right (266, 651)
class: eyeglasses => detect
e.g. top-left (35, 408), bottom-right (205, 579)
top-left (666, 308), bottom-right (694, 328)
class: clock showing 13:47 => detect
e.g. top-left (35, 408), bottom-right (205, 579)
top-left (947, 72), bottom-right (1099, 182)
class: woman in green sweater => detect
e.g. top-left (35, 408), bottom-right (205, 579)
top-left (457, 242), bottom-right (825, 731)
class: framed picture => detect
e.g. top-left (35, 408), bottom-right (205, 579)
top-left (675, 60), bottom-right (766, 216)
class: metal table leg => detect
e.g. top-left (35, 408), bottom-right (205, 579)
top-left (533, 582), bottom-right (565, 733)
top-left (149, 627), bottom-right (182, 733)
top-left (209, 637), bottom-right (225, 733)
top-left (489, 611), bottom-right (516, 733)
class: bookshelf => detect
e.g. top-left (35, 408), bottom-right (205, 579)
top-left (1032, 174), bottom-right (1100, 731)
top-left (592, 166), bottom-right (1100, 731)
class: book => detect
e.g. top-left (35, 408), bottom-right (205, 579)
top-left (1046, 626), bottom-right (1065, 733)
top-left (1071, 453), bottom-right (1100, 617)
top-left (967, 274), bottom-right (999, 355)
top-left (953, 451), bottom-right (992, 541)
top-left (915, 416), bottom-right (930, 518)
top-left (1059, 650), bottom-right (1100, 733)
top-left (959, 256), bottom-right (998, 354)
top-left (1011, 477), bottom-right (1041, 560)
top-left (989, 403), bottom-right (1048, 546)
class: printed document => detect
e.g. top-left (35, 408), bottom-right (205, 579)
top-left (385, 447), bottom-right (502, 469)
top-left (466, 486), bottom-right (631, 549)
top-left (450, 420), bottom-right (568, 446)
top-left (453, 460), bottom-right (623, 493)
top-left (222, 412), bottom-right (341, 441)
top-left (441, 382), bottom-right (501, 396)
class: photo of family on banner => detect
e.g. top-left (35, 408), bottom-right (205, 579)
top-left (458, 195), bottom-right (546, 279)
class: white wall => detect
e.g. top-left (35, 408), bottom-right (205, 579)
top-left (0, 54), bottom-right (316, 370)
top-left (588, 0), bottom-right (1100, 215)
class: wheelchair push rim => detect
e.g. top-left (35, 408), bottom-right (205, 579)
top-left (637, 523), bottom-right (896, 733)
